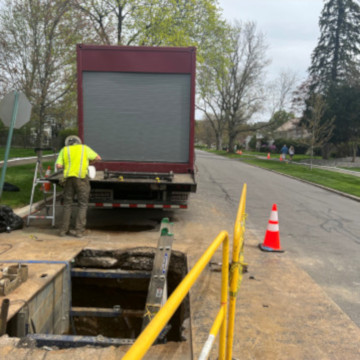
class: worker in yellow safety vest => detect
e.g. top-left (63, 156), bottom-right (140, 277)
top-left (55, 135), bottom-right (101, 238)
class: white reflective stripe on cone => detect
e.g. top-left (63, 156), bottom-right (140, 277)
top-left (267, 223), bottom-right (279, 232)
top-left (269, 211), bottom-right (279, 222)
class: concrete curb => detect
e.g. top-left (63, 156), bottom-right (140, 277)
top-left (14, 194), bottom-right (62, 219)
top-left (14, 198), bottom-right (50, 219)
top-left (0, 154), bottom-right (56, 168)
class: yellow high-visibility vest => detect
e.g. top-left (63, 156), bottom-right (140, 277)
top-left (56, 144), bottom-right (98, 179)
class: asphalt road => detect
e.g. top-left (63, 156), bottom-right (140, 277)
top-left (195, 149), bottom-right (360, 327)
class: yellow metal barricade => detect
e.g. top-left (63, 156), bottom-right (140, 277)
top-left (226, 183), bottom-right (247, 360)
top-left (123, 183), bottom-right (247, 360)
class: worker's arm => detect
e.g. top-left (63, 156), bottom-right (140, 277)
top-left (89, 155), bottom-right (101, 165)
top-left (55, 149), bottom-right (64, 170)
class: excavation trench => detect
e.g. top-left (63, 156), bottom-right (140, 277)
top-left (8, 248), bottom-right (190, 349)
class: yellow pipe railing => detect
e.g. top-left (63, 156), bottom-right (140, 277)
top-left (226, 183), bottom-right (247, 360)
top-left (198, 306), bottom-right (225, 360)
top-left (199, 226), bottom-right (230, 360)
top-left (123, 183), bottom-right (247, 360)
top-left (123, 230), bottom-right (230, 360)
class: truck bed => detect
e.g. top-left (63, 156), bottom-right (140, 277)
top-left (49, 170), bottom-right (196, 209)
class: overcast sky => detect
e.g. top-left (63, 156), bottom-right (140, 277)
top-left (218, 0), bottom-right (324, 82)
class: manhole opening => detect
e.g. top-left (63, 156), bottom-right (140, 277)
top-left (70, 248), bottom-right (189, 342)
top-left (9, 247), bottom-right (190, 349)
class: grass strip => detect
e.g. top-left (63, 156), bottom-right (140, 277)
top-left (204, 149), bottom-right (360, 198)
top-left (0, 147), bottom-right (54, 161)
top-left (1, 161), bottom-right (56, 208)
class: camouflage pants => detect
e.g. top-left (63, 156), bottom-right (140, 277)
top-left (60, 177), bottom-right (90, 234)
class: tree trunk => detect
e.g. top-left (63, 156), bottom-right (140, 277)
top-left (321, 143), bottom-right (331, 159)
top-left (215, 133), bottom-right (222, 151)
top-left (352, 142), bottom-right (357, 162)
top-left (228, 133), bottom-right (236, 153)
top-left (36, 103), bottom-right (46, 148)
top-left (310, 146), bottom-right (314, 170)
top-left (117, 4), bottom-right (122, 45)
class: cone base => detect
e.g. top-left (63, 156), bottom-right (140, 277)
top-left (259, 243), bottom-right (284, 253)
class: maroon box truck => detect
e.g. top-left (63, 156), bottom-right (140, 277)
top-left (76, 44), bottom-right (197, 209)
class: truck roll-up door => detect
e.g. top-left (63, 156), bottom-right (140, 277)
top-left (82, 72), bottom-right (191, 163)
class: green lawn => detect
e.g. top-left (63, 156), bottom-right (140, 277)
top-left (0, 147), bottom-right (54, 161)
top-left (1, 161), bottom-right (56, 209)
top-left (203, 149), bottom-right (360, 198)
top-left (340, 167), bottom-right (360, 172)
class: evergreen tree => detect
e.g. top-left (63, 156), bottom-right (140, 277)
top-left (309, 0), bottom-right (360, 92)
top-left (326, 82), bottom-right (360, 156)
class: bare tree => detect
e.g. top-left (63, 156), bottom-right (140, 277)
top-left (0, 0), bottom-right (84, 146)
top-left (197, 21), bottom-right (269, 151)
top-left (71, 0), bottom-right (122, 45)
top-left (301, 94), bottom-right (334, 169)
top-left (222, 22), bottom-right (269, 152)
top-left (196, 52), bottom-right (229, 150)
top-left (268, 69), bottom-right (298, 118)
top-left (196, 103), bottom-right (227, 151)
top-left (195, 119), bottom-right (216, 148)
top-left (72, 0), bottom-right (225, 47)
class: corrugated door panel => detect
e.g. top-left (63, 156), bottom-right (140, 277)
top-left (82, 72), bottom-right (191, 163)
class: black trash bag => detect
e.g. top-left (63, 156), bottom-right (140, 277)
top-left (0, 205), bottom-right (24, 233)
top-left (3, 182), bottom-right (20, 192)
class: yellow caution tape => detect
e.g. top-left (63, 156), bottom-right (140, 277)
top-left (143, 304), bottom-right (161, 321)
top-left (229, 259), bottom-right (248, 298)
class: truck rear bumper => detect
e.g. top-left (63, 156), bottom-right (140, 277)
top-left (88, 203), bottom-right (188, 209)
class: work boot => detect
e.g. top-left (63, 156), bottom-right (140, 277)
top-left (59, 230), bottom-right (70, 237)
top-left (75, 230), bottom-right (91, 238)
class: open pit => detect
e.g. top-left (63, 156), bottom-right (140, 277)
top-left (3, 248), bottom-right (190, 350)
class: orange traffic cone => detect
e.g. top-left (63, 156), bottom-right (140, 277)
top-left (43, 166), bottom-right (51, 192)
top-left (259, 204), bottom-right (284, 252)
top-left (267, 152), bottom-right (270, 159)
top-left (279, 154), bottom-right (283, 161)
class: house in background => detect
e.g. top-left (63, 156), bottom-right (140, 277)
top-left (274, 118), bottom-right (308, 139)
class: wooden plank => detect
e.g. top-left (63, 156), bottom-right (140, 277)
top-left (0, 236), bottom-right (86, 263)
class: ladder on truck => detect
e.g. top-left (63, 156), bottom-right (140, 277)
top-left (27, 148), bottom-right (57, 227)
top-left (142, 218), bottom-right (174, 342)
